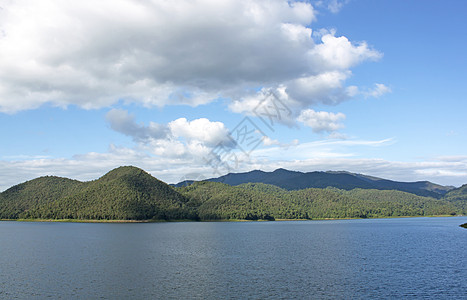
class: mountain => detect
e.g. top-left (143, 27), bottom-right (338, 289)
top-left (176, 181), bottom-right (458, 220)
top-left (175, 168), bottom-right (453, 198)
top-left (444, 184), bottom-right (467, 200)
top-left (444, 184), bottom-right (467, 214)
top-left (0, 166), bottom-right (196, 220)
top-left (1, 166), bottom-right (464, 221)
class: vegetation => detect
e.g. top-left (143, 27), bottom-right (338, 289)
top-left (0, 166), bottom-right (196, 221)
top-left (177, 182), bottom-right (459, 220)
top-left (443, 184), bottom-right (467, 214)
top-left (0, 166), bottom-right (465, 222)
top-left (183, 168), bottom-right (454, 198)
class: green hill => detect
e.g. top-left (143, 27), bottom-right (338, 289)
top-left (445, 184), bottom-right (467, 200)
top-left (0, 176), bottom-right (84, 219)
top-left (0, 166), bottom-right (196, 221)
top-left (176, 181), bottom-right (459, 220)
top-left (339, 188), bottom-right (458, 216)
top-left (444, 184), bottom-right (467, 214)
top-left (0, 166), bottom-right (464, 221)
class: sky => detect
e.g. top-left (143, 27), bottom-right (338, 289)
top-left (0, 0), bottom-right (466, 191)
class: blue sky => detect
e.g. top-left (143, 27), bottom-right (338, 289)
top-left (0, 0), bottom-right (466, 191)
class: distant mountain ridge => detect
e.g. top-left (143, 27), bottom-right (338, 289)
top-left (175, 168), bottom-right (454, 198)
top-left (1, 166), bottom-right (465, 221)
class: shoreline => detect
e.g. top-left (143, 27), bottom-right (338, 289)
top-left (0, 214), bottom-right (463, 224)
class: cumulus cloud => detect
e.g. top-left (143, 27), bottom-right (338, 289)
top-left (286, 71), bottom-right (357, 106)
top-left (228, 28), bottom-right (381, 129)
top-left (310, 32), bottom-right (382, 72)
top-left (0, 0), bottom-right (383, 113)
top-left (298, 109), bottom-right (345, 133)
top-left (168, 118), bottom-right (232, 147)
top-left (0, 0), bottom-right (310, 112)
top-left (105, 109), bottom-right (233, 158)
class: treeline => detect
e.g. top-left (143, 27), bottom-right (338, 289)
top-left (0, 166), bottom-right (465, 221)
top-left (176, 182), bottom-right (460, 220)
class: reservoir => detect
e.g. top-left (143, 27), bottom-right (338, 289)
top-left (1, 217), bottom-right (466, 299)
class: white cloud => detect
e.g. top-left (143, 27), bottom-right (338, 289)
top-left (2, 144), bottom-right (467, 192)
top-left (364, 83), bottom-right (392, 98)
top-left (327, 0), bottom-right (348, 13)
top-left (168, 118), bottom-right (232, 147)
top-left (229, 86), bottom-right (298, 127)
top-left (253, 138), bottom-right (394, 162)
top-left (0, 0), bottom-right (311, 112)
top-left (0, 0), bottom-right (383, 113)
top-left (262, 137), bottom-right (299, 149)
top-left (297, 109), bottom-right (346, 133)
top-left (262, 136), bottom-right (281, 146)
top-left (286, 71), bottom-right (356, 106)
top-left (327, 132), bottom-right (348, 140)
top-left (314, 0), bottom-right (349, 14)
top-left (310, 33), bottom-right (382, 71)
top-left (0, 144), bottom-right (196, 191)
top-left (228, 33), bottom-right (381, 129)
top-left (146, 138), bottom-right (189, 158)
top-left (105, 109), bottom-right (233, 159)
top-left (437, 155), bottom-right (467, 162)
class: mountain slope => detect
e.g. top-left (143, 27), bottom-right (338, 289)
top-left (178, 168), bottom-right (453, 198)
top-left (0, 166), bottom-right (196, 220)
top-left (444, 184), bottom-right (467, 214)
top-left (176, 182), bottom-right (459, 220)
top-left (0, 176), bottom-right (84, 219)
top-left (444, 184), bottom-right (467, 200)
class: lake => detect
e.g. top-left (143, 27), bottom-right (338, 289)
top-left (1, 217), bottom-right (466, 299)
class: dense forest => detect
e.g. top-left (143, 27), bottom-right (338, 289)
top-left (0, 166), bottom-right (196, 220)
top-left (177, 182), bottom-right (460, 220)
top-left (0, 166), bottom-right (465, 221)
top-left (176, 168), bottom-right (453, 198)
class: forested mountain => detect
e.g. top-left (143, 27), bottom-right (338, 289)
top-left (0, 166), bottom-right (196, 220)
top-left (444, 184), bottom-right (467, 200)
top-left (443, 184), bottom-right (467, 214)
top-left (175, 168), bottom-right (453, 198)
top-left (176, 182), bottom-right (459, 220)
top-left (0, 166), bottom-right (465, 221)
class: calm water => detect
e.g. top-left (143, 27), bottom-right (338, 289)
top-left (0, 217), bottom-right (466, 299)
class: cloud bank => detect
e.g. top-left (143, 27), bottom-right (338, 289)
top-left (0, 0), bottom-right (386, 116)
top-left (2, 144), bottom-right (466, 192)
